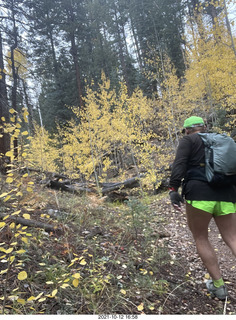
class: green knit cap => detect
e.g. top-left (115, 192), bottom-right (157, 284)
top-left (183, 116), bottom-right (204, 128)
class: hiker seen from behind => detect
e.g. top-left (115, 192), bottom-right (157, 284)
top-left (169, 116), bottom-right (236, 300)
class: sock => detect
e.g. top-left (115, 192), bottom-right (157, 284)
top-left (213, 278), bottom-right (224, 288)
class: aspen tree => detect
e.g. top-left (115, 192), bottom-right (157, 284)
top-left (183, 0), bottom-right (236, 128)
top-left (27, 123), bottom-right (59, 172)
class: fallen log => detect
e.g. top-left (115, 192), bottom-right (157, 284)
top-left (45, 176), bottom-right (141, 195)
top-left (101, 176), bottom-right (140, 194)
top-left (0, 213), bottom-right (62, 234)
top-left (46, 180), bottom-right (96, 194)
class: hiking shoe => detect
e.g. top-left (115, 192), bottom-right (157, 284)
top-left (206, 280), bottom-right (228, 300)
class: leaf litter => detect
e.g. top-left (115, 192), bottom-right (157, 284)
top-left (0, 185), bottom-right (236, 315)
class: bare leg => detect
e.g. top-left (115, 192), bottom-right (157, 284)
top-left (186, 202), bottom-right (222, 280)
top-left (214, 213), bottom-right (236, 257)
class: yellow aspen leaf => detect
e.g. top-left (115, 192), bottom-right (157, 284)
top-left (64, 278), bottom-right (70, 282)
top-left (16, 192), bottom-right (23, 197)
top-left (72, 273), bottom-right (81, 279)
top-left (12, 210), bottom-right (21, 216)
top-left (5, 248), bottom-right (13, 254)
top-left (26, 187), bottom-right (33, 192)
top-left (6, 177), bottom-right (13, 183)
top-left (23, 173), bottom-right (28, 177)
top-left (120, 289), bottom-right (126, 295)
top-left (0, 192), bottom-right (8, 198)
top-left (10, 242), bottom-right (17, 246)
top-left (0, 269), bottom-right (8, 275)
top-left (51, 289), bottom-right (58, 297)
top-left (22, 152), bottom-right (27, 157)
top-left (72, 279), bottom-right (79, 288)
top-left (9, 222), bottom-right (16, 229)
top-left (38, 297), bottom-right (46, 302)
top-left (148, 305), bottom-right (155, 311)
top-left (3, 195), bottom-right (11, 202)
top-left (5, 151), bottom-right (13, 158)
top-left (17, 271), bottom-right (27, 280)
top-left (9, 108), bottom-right (16, 114)
top-left (16, 123), bottom-right (21, 128)
top-left (4, 127), bottom-right (14, 133)
top-left (35, 292), bottom-right (44, 300)
top-left (21, 237), bottom-right (28, 244)
top-left (1, 117), bottom-right (5, 121)
top-left (0, 222), bottom-right (6, 228)
top-left (23, 214), bottom-right (30, 220)
top-left (80, 259), bottom-right (86, 265)
top-left (23, 110), bottom-right (29, 123)
top-left (137, 303), bottom-right (144, 311)
top-left (60, 283), bottom-right (70, 289)
top-left (46, 281), bottom-right (54, 284)
top-left (17, 298), bottom-right (26, 305)
top-left (27, 296), bottom-right (36, 302)
top-left (22, 131), bottom-right (28, 136)
top-left (16, 249), bottom-right (25, 254)
top-left (28, 181), bottom-right (34, 185)
top-left (204, 273), bottom-right (210, 280)
top-left (10, 256), bottom-right (15, 264)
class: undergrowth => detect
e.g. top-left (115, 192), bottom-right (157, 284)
top-left (0, 172), bottom-right (176, 315)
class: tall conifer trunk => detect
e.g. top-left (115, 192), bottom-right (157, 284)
top-left (0, 30), bottom-right (10, 172)
top-left (223, 0), bottom-right (236, 58)
top-left (65, 1), bottom-right (84, 109)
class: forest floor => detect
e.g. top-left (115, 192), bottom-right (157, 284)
top-left (0, 182), bottom-right (236, 315)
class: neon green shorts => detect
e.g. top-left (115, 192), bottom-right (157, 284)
top-left (186, 200), bottom-right (236, 216)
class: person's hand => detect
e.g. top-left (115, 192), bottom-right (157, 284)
top-left (169, 191), bottom-right (184, 212)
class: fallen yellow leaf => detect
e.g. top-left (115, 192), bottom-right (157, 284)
top-left (23, 214), bottom-right (31, 220)
top-left (80, 259), bottom-right (86, 265)
top-left (120, 289), bottom-right (126, 295)
top-left (17, 298), bottom-right (26, 305)
top-left (72, 279), bottom-right (79, 288)
top-left (51, 289), bottom-right (58, 297)
top-left (137, 303), bottom-right (144, 311)
top-left (18, 271), bottom-right (27, 281)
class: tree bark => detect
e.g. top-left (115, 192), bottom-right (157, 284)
top-left (22, 79), bottom-right (35, 135)
top-left (0, 30), bottom-right (10, 172)
top-left (65, 2), bottom-right (84, 108)
top-left (0, 212), bottom-right (62, 233)
top-left (9, 0), bottom-right (19, 159)
top-left (223, 0), bottom-right (236, 58)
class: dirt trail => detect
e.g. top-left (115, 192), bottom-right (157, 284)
top-left (157, 198), bottom-right (236, 314)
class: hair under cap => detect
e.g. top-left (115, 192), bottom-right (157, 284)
top-left (183, 116), bottom-right (204, 128)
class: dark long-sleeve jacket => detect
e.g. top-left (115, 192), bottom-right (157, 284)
top-left (169, 133), bottom-right (236, 202)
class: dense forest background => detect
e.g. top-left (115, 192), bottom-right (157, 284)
top-left (0, 0), bottom-right (235, 184)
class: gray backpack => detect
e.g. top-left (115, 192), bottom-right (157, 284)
top-left (198, 133), bottom-right (236, 185)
